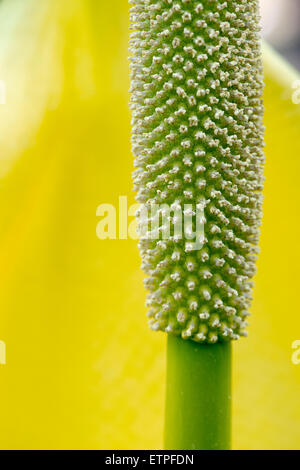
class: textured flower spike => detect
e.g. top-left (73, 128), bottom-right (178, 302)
top-left (130, 0), bottom-right (264, 344)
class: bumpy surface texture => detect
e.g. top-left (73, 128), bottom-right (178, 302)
top-left (130, 0), bottom-right (264, 343)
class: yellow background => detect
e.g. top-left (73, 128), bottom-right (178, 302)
top-left (0, 0), bottom-right (299, 450)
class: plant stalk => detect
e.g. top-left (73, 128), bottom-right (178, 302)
top-left (164, 335), bottom-right (231, 450)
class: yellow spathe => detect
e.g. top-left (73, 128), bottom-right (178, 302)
top-left (0, 1), bottom-right (299, 450)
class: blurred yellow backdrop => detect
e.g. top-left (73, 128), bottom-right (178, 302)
top-left (0, 0), bottom-right (299, 450)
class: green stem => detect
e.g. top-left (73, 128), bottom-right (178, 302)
top-left (164, 335), bottom-right (232, 450)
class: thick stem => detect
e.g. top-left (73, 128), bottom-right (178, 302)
top-left (164, 335), bottom-right (231, 450)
